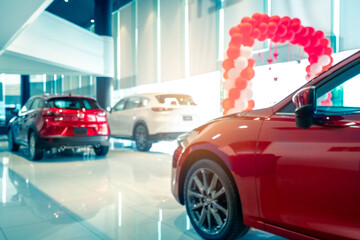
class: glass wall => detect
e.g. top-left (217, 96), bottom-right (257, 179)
top-left (112, 0), bottom-right (360, 113)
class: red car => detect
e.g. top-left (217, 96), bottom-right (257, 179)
top-left (8, 94), bottom-right (110, 160)
top-left (172, 51), bottom-right (360, 240)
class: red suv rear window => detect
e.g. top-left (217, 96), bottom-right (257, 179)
top-left (47, 97), bottom-right (101, 110)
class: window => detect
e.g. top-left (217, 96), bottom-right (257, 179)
top-left (114, 99), bottom-right (126, 111)
top-left (156, 94), bottom-right (196, 106)
top-left (21, 99), bottom-right (34, 112)
top-left (316, 61), bottom-right (360, 114)
top-left (47, 98), bottom-right (100, 110)
top-left (31, 98), bottom-right (45, 110)
top-left (124, 97), bottom-right (142, 110)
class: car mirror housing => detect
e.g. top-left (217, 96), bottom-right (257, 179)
top-left (292, 86), bottom-right (316, 129)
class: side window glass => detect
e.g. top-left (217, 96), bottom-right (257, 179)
top-left (114, 99), bottom-right (126, 111)
top-left (21, 99), bottom-right (34, 112)
top-left (31, 98), bottom-right (44, 110)
top-left (124, 97), bottom-right (141, 110)
top-left (317, 72), bottom-right (360, 113)
top-left (278, 102), bottom-right (295, 114)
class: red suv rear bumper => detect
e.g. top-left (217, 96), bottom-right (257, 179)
top-left (38, 135), bottom-right (109, 148)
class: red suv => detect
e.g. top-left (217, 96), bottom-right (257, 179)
top-left (8, 94), bottom-right (110, 160)
top-left (172, 51), bottom-right (360, 240)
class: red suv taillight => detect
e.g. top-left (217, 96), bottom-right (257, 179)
top-left (42, 108), bottom-right (63, 117)
top-left (96, 111), bottom-right (107, 122)
top-left (152, 107), bottom-right (173, 112)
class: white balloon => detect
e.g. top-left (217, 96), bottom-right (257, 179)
top-left (223, 78), bottom-right (235, 91)
top-left (310, 63), bottom-right (322, 74)
top-left (234, 98), bottom-right (247, 111)
top-left (234, 57), bottom-right (248, 71)
top-left (227, 108), bottom-right (238, 115)
top-left (318, 55), bottom-right (330, 66)
top-left (228, 68), bottom-right (241, 79)
top-left (241, 46), bottom-right (253, 59)
top-left (242, 87), bottom-right (253, 99)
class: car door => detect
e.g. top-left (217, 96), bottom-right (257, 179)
top-left (107, 98), bottom-right (127, 136)
top-left (256, 63), bottom-right (360, 239)
top-left (16, 98), bottom-right (34, 143)
top-left (119, 97), bottom-right (142, 136)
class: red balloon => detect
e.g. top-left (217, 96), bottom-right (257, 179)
top-left (227, 46), bottom-right (240, 59)
top-left (324, 47), bottom-right (333, 55)
top-left (308, 55), bottom-right (318, 64)
top-left (241, 67), bottom-right (255, 80)
top-left (231, 33), bottom-right (243, 46)
top-left (271, 35), bottom-right (281, 43)
top-left (280, 16), bottom-right (291, 27)
top-left (291, 18), bottom-right (301, 25)
top-left (267, 22), bottom-right (278, 34)
top-left (258, 23), bottom-right (268, 34)
top-left (296, 26), bottom-right (309, 38)
top-left (315, 30), bottom-right (325, 39)
top-left (298, 36), bottom-right (310, 48)
top-left (320, 38), bottom-right (330, 47)
top-left (245, 100), bottom-right (255, 111)
top-left (251, 28), bottom-right (261, 38)
top-left (235, 77), bottom-right (247, 90)
top-left (284, 29), bottom-right (295, 42)
top-left (307, 27), bottom-right (315, 37)
top-left (242, 36), bottom-right (255, 46)
top-left (241, 16), bottom-right (252, 24)
top-left (248, 58), bottom-right (255, 68)
top-left (229, 88), bottom-right (241, 100)
top-left (222, 59), bottom-right (234, 70)
top-left (310, 35), bottom-right (320, 47)
top-left (229, 26), bottom-right (240, 36)
top-left (238, 23), bottom-right (253, 35)
top-left (248, 18), bottom-right (257, 27)
top-left (290, 22), bottom-right (301, 34)
top-left (306, 65), bottom-right (311, 73)
top-left (223, 71), bottom-right (229, 79)
top-left (276, 24), bottom-right (287, 37)
top-left (252, 12), bottom-right (263, 23)
top-left (222, 98), bottom-right (234, 110)
top-left (258, 34), bottom-right (267, 42)
top-left (269, 15), bottom-right (281, 24)
top-left (313, 46), bottom-right (325, 56)
top-left (261, 13), bottom-right (270, 23)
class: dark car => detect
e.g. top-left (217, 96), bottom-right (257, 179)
top-left (8, 94), bottom-right (110, 160)
top-left (172, 51), bottom-right (360, 240)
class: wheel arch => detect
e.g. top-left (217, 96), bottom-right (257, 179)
top-left (27, 125), bottom-right (39, 142)
top-left (132, 120), bottom-right (148, 140)
top-left (178, 150), bottom-right (241, 208)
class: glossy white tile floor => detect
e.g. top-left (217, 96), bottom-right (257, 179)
top-left (0, 137), bottom-right (286, 240)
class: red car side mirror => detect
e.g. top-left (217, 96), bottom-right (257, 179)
top-left (292, 86), bottom-right (316, 129)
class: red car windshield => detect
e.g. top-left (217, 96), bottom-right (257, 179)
top-left (47, 97), bottom-right (101, 110)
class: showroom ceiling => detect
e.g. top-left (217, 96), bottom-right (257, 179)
top-left (46, 0), bottom-right (133, 29)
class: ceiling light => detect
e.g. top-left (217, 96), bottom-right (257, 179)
top-left (64, 0), bottom-right (69, 2)
top-left (91, 19), bottom-right (95, 23)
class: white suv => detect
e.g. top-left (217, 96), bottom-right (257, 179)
top-left (107, 93), bottom-right (202, 151)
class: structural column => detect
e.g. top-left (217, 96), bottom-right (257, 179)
top-left (21, 75), bottom-right (30, 106)
top-left (95, 0), bottom-right (113, 110)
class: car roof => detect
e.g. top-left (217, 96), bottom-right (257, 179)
top-left (123, 93), bottom-right (193, 98)
top-left (32, 94), bottom-right (96, 101)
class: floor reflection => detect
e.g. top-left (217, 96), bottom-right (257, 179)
top-left (0, 135), bottom-right (287, 240)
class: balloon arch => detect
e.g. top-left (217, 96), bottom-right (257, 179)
top-left (222, 13), bottom-right (334, 115)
